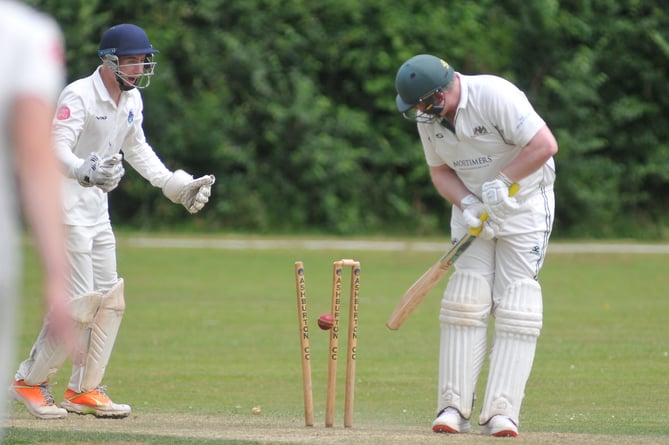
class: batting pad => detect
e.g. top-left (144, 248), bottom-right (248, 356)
top-left (479, 279), bottom-right (543, 425)
top-left (22, 291), bottom-right (103, 385)
top-left (437, 271), bottom-right (492, 418)
top-left (69, 279), bottom-right (125, 393)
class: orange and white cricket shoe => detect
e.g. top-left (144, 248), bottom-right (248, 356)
top-left (11, 380), bottom-right (67, 419)
top-left (61, 386), bottom-right (131, 418)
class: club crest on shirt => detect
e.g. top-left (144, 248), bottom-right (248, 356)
top-left (56, 105), bottom-right (70, 120)
top-left (472, 125), bottom-right (489, 136)
top-left (127, 110), bottom-right (134, 125)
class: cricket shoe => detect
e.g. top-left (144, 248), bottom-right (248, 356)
top-left (432, 407), bottom-right (471, 433)
top-left (61, 386), bottom-right (131, 418)
top-left (482, 415), bottom-right (519, 437)
top-left (11, 380), bottom-right (67, 419)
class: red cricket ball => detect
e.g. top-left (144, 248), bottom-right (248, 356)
top-left (317, 313), bottom-right (335, 330)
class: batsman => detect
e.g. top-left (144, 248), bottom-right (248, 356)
top-left (11, 24), bottom-right (215, 419)
top-left (394, 54), bottom-right (557, 437)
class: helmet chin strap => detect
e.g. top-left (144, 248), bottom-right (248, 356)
top-left (424, 105), bottom-right (444, 116)
top-left (115, 74), bottom-right (135, 91)
top-left (421, 90), bottom-right (445, 116)
top-left (102, 56), bottom-right (135, 91)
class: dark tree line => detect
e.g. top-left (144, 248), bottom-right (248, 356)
top-left (27, 0), bottom-right (669, 238)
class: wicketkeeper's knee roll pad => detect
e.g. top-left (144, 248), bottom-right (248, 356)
top-left (23, 291), bottom-right (103, 385)
top-left (77, 278), bottom-right (126, 392)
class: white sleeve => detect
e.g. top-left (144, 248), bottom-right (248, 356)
top-left (418, 122), bottom-right (446, 167)
top-left (123, 142), bottom-right (172, 188)
top-left (110, 92), bottom-right (172, 187)
top-left (484, 79), bottom-right (545, 148)
top-left (52, 89), bottom-right (87, 178)
top-left (14, 8), bottom-right (64, 105)
top-left (121, 105), bottom-right (172, 187)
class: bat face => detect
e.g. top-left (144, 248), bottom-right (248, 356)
top-left (386, 262), bottom-right (449, 330)
top-left (387, 184), bottom-right (519, 330)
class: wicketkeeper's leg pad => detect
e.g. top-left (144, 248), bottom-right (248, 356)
top-left (69, 278), bottom-right (125, 393)
top-left (437, 271), bottom-right (492, 418)
top-left (479, 279), bottom-right (543, 426)
top-left (21, 291), bottom-right (103, 385)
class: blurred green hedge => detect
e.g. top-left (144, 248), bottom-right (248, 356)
top-left (29, 0), bottom-right (669, 238)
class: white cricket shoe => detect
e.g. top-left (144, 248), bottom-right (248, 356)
top-left (482, 415), bottom-right (519, 437)
top-left (432, 407), bottom-right (471, 433)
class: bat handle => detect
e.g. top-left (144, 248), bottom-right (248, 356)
top-left (468, 183), bottom-right (520, 236)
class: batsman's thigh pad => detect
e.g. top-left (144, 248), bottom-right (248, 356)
top-left (438, 271), bottom-right (492, 418)
top-left (22, 291), bottom-right (103, 385)
top-left (70, 279), bottom-right (125, 392)
top-left (480, 279), bottom-right (543, 425)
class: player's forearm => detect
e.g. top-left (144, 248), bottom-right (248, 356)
top-left (122, 144), bottom-right (172, 187)
top-left (54, 141), bottom-right (85, 179)
top-left (14, 97), bottom-right (70, 285)
top-left (429, 164), bottom-right (472, 207)
top-left (501, 126), bottom-right (558, 182)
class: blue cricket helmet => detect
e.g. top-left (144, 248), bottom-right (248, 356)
top-left (98, 24), bottom-right (159, 58)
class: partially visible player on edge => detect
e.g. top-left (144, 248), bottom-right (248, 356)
top-left (394, 54), bottom-right (558, 437)
top-left (11, 23), bottom-right (216, 419)
top-left (0, 0), bottom-right (73, 439)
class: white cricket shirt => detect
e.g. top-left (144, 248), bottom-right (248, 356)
top-left (417, 73), bottom-right (555, 200)
top-left (53, 68), bottom-right (173, 226)
top-left (0, 0), bottom-right (64, 258)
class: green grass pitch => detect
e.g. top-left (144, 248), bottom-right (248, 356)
top-left (5, 234), bottom-right (669, 444)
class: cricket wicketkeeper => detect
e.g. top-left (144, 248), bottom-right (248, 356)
top-left (12, 23), bottom-right (215, 419)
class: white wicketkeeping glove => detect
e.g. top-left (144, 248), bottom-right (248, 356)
top-left (481, 174), bottom-right (519, 227)
top-left (461, 194), bottom-right (496, 240)
top-left (162, 169), bottom-right (216, 214)
top-left (75, 152), bottom-right (124, 192)
top-left (96, 153), bottom-right (125, 193)
top-left (75, 152), bottom-right (101, 187)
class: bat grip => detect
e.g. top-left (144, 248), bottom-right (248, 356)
top-left (468, 183), bottom-right (520, 236)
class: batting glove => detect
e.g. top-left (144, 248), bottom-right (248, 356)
top-left (461, 194), bottom-right (496, 240)
top-left (481, 174), bottom-right (519, 227)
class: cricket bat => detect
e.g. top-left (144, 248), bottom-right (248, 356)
top-left (386, 184), bottom-right (519, 330)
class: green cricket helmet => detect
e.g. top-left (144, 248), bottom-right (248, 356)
top-left (395, 54), bottom-right (454, 115)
